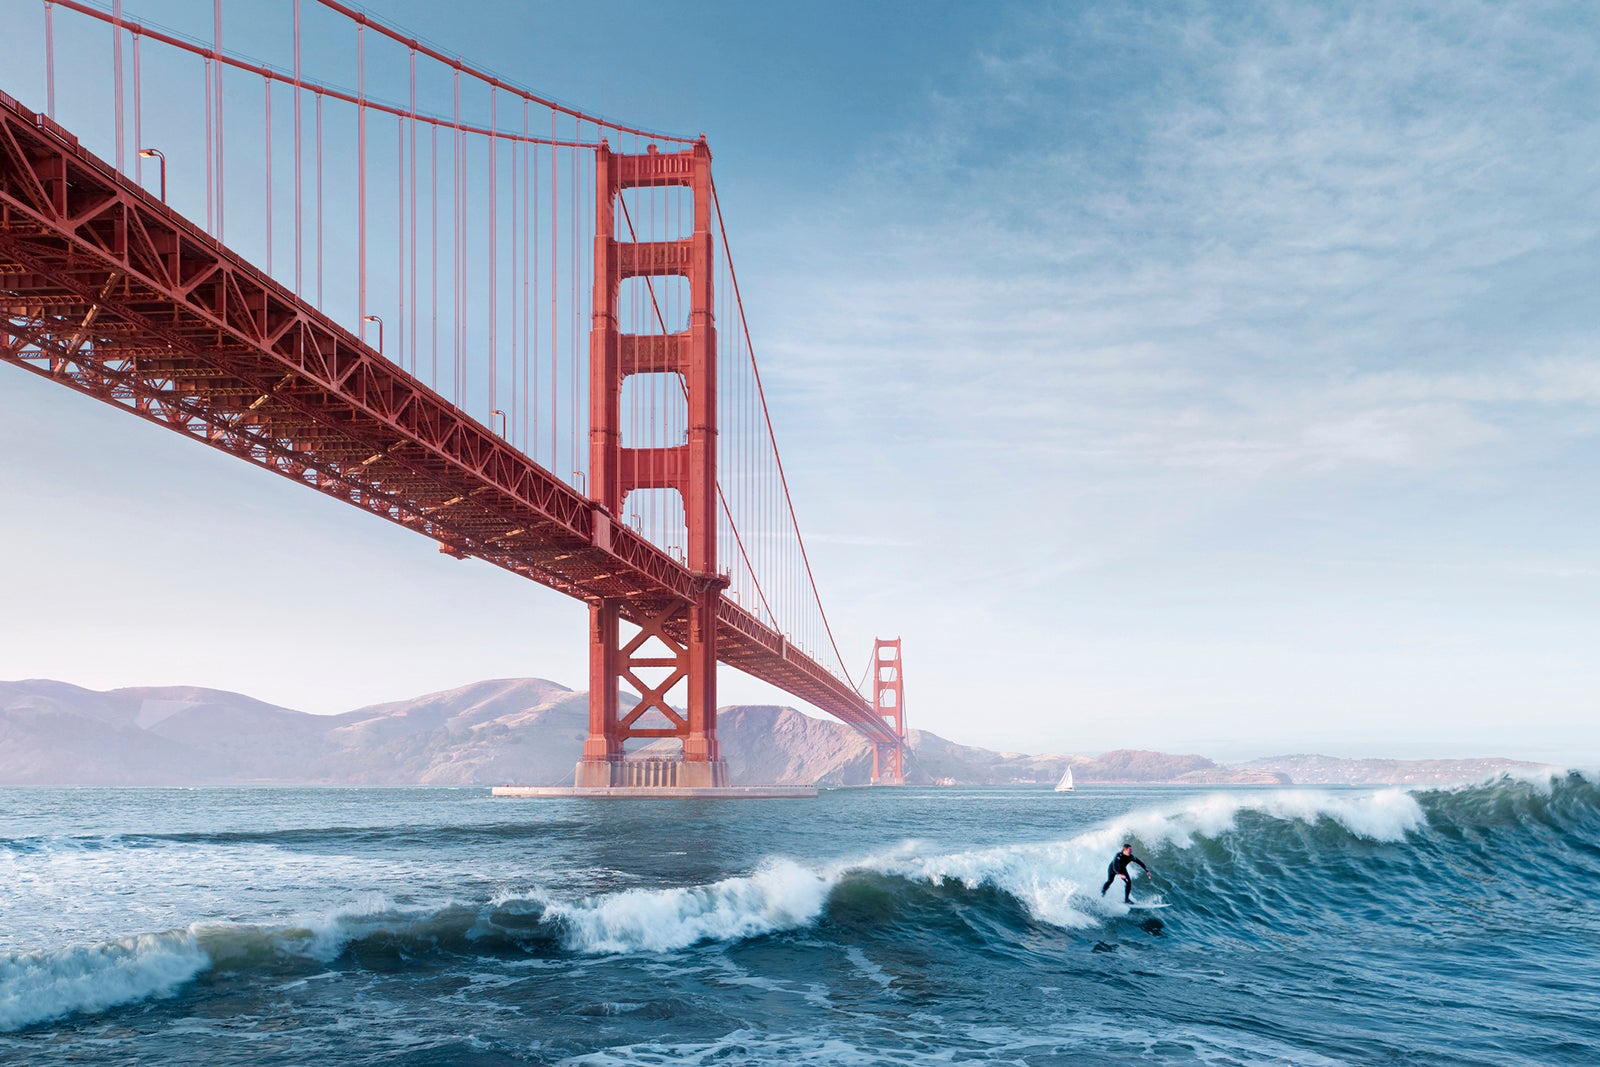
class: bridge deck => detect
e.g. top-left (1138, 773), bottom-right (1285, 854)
top-left (0, 92), bottom-right (891, 745)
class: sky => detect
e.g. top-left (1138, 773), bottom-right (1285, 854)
top-left (2, 0), bottom-right (1598, 764)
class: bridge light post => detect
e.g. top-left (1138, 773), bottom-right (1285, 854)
top-left (361, 314), bottom-right (383, 356)
top-left (491, 408), bottom-right (506, 437)
top-left (137, 148), bottom-right (166, 203)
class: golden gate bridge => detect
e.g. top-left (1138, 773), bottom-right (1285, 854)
top-left (0, 0), bottom-right (907, 792)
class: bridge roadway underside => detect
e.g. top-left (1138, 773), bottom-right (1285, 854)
top-left (0, 93), bottom-right (893, 748)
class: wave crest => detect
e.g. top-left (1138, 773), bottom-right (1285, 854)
top-left (548, 859), bottom-right (832, 953)
top-left (0, 930), bottom-right (208, 1031)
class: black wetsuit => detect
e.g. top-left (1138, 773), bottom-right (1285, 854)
top-left (1100, 851), bottom-right (1149, 902)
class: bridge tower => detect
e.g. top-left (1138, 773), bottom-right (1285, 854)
top-left (576, 138), bottom-right (729, 790)
top-left (869, 638), bottom-right (907, 785)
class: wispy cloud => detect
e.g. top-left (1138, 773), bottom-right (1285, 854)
top-left (753, 0), bottom-right (1600, 498)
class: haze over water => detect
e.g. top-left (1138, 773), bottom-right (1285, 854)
top-left (3, 778), bottom-right (1597, 1064)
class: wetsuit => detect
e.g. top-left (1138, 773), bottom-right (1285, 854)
top-left (1100, 851), bottom-right (1149, 902)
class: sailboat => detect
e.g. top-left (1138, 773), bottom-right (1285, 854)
top-left (1054, 765), bottom-right (1075, 792)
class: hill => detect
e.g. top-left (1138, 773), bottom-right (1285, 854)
top-left (0, 678), bottom-right (1551, 787)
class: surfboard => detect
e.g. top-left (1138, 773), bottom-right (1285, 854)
top-left (1125, 902), bottom-right (1170, 910)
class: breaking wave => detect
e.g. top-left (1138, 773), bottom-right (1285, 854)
top-left (0, 932), bottom-right (208, 1032)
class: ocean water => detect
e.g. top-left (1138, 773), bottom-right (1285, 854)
top-left (1, 776), bottom-right (1597, 1065)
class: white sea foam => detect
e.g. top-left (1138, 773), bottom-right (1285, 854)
top-left (871, 836), bottom-right (1106, 928)
top-left (488, 885), bottom-right (554, 910)
top-left (551, 1011), bottom-right (1357, 1066)
top-left (844, 946), bottom-right (896, 989)
top-left (548, 858), bottom-right (833, 953)
top-left (1120, 787), bottom-right (1426, 846)
top-left (0, 833), bottom-right (418, 965)
top-left (289, 892), bottom-right (411, 962)
top-left (1470, 764), bottom-right (1596, 793)
top-left (560, 1028), bottom-right (893, 1066)
top-left (0, 894), bottom-right (437, 1031)
top-left (0, 930), bottom-right (210, 1031)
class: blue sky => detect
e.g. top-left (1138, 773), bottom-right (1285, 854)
top-left (3, 0), bottom-right (1598, 763)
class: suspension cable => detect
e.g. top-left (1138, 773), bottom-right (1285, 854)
top-left (709, 176), bottom-right (853, 682)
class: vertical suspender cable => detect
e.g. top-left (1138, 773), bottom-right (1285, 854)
top-left (460, 73), bottom-right (469, 407)
top-left (523, 101), bottom-right (531, 452)
top-left (452, 67), bottom-right (461, 405)
top-left (510, 104), bottom-right (518, 441)
top-left (570, 128), bottom-right (579, 484)
top-left (316, 92), bottom-right (324, 307)
top-left (431, 123), bottom-right (438, 389)
top-left (409, 51), bottom-right (418, 375)
top-left (265, 80), bottom-right (273, 276)
top-left (132, 32), bottom-right (142, 186)
top-left (44, 1), bottom-right (55, 119)
top-left (550, 112), bottom-right (558, 468)
top-left (489, 87), bottom-right (498, 418)
top-left (537, 134), bottom-right (544, 463)
top-left (396, 113), bottom-right (404, 365)
top-left (293, 0), bottom-right (302, 298)
top-left (113, 0), bottom-right (124, 172)
top-left (213, 0), bottom-right (224, 242)
top-left (583, 144), bottom-right (592, 492)
top-left (205, 57), bottom-right (214, 232)
top-left (357, 24), bottom-right (366, 335)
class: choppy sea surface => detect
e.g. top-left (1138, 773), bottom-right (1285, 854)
top-left (2, 775), bottom-right (1597, 1065)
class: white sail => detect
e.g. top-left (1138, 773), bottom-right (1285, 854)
top-left (1054, 765), bottom-right (1075, 792)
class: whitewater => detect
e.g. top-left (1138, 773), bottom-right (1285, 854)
top-left (2, 777), bottom-right (1597, 1064)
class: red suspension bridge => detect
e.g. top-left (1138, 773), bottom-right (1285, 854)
top-left (0, 0), bottom-right (907, 790)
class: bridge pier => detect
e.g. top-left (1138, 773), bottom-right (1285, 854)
top-left (574, 595), bottom-right (730, 789)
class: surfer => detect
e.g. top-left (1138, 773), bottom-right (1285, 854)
top-left (1100, 843), bottom-right (1151, 904)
